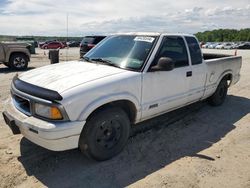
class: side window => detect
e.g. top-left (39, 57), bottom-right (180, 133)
top-left (185, 37), bottom-right (203, 65)
top-left (155, 36), bottom-right (189, 68)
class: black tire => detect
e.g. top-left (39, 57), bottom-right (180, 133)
top-left (9, 53), bottom-right (28, 70)
top-left (208, 78), bottom-right (228, 106)
top-left (79, 107), bottom-right (130, 161)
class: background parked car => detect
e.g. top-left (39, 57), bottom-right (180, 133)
top-left (0, 42), bottom-right (31, 70)
top-left (39, 41), bottom-right (54, 48)
top-left (61, 41), bottom-right (67, 47)
top-left (215, 43), bottom-right (233, 49)
top-left (67, 41), bottom-right (81, 47)
top-left (237, 42), bottom-right (250, 49)
top-left (201, 42), bottom-right (211, 48)
top-left (232, 42), bottom-right (240, 49)
top-left (208, 43), bottom-right (220, 49)
top-left (80, 36), bottom-right (106, 58)
top-left (223, 43), bottom-right (233, 49)
top-left (215, 43), bottom-right (225, 49)
top-left (41, 41), bottom-right (66, 49)
top-left (16, 37), bottom-right (37, 54)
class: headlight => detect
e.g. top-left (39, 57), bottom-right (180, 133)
top-left (34, 103), bottom-right (63, 120)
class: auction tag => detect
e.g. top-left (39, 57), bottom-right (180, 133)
top-left (134, 36), bottom-right (155, 43)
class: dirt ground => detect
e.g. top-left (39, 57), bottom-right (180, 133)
top-left (0, 48), bottom-right (249, 188)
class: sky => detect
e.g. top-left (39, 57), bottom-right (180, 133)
top-left (0, 0), bottom-right (249, 36)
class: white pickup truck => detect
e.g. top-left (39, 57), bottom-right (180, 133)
top-left (3, 33), bottom-right (242, 161)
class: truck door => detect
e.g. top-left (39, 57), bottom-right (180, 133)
top-left (184, 36), bottom-right (206, 102)
top-left (141, 36), bottom-right (191, 120)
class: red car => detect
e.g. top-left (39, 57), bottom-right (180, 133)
top-left (41, 41), bottom-right (66, 49)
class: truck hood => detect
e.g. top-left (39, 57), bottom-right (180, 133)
top-left (19, 61), bottom-right (127, 93)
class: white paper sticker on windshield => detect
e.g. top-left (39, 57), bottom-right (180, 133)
top-left (134, 36), bottom-right (155, 43)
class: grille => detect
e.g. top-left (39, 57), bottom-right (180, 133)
top-left (12, 94), bottom-right (31, 115)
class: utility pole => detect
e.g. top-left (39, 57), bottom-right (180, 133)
top-left (66, 13), bottom-right (69, 61)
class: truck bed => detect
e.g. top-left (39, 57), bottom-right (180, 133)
top-left (202, 53), bottom-right (242, 98)
top-left (203, 53), bottom-right (232, 60)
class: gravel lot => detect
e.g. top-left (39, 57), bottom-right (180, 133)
top-left (0, 48), bottom-right (249, 188)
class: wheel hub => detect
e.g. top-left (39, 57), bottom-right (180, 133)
top-left (13, 57), bottom-right (26, 68)
top-left (96, 120), bottom-right (121, 149)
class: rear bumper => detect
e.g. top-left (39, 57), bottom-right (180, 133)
top-left (3, 99), bottom-right (85, 151)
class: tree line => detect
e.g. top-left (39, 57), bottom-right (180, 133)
top-left (195, 28), bottom-right (250, 42)
top-left (1, 28), bottom-right (250, 43)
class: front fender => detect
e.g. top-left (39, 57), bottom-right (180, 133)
top-left (6, 49), bottom-right (30, 62)
top-left (77, 92), bottom-right (141, 122)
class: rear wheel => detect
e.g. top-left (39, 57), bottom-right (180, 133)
top-left (208, 78), bottom-right (228, 106)
top-left (79, 107), bottom-right (130, 161)
top-left (9, 53), bottom-right (28, 70)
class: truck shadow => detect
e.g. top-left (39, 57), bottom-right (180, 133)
top-left (18, 95), bottom-right (250, 188)
top-left (0, 66), bottom-right (35, 74)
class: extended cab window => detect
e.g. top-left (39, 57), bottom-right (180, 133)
top-left (185, 36), bottom-right (203, 65)
top-left (155, 36), bottom-right (189, 68)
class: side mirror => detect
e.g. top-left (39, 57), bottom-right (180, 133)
top-left (150, 57), bottom-right (175, 71)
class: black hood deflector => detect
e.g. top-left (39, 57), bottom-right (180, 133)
top-left (12, 75), bottom-right (63, 101)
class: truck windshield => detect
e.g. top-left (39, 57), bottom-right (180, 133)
top-left (84, 35), bottom-right (157, 71)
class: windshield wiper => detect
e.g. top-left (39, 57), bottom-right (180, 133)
top-left (90, 58), bottom-right (120, 68)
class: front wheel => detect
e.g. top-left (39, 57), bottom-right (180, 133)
top-left (208, 78), bottom-right (228, 106)
top-left (79, 107), bottom-right (130, 161)
top-left (9, 53), bottom-right (28, 70)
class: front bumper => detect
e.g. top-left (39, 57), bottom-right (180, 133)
top-left (3, 99), bottom-right (86, 151)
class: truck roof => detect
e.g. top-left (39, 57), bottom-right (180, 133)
top-left (110, 32), bottom-right (195, 37)
top-left (113, 32), bottom-right (161, 36)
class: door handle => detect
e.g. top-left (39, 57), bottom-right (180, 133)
top-left (186, 71), bottom-right (192, 77)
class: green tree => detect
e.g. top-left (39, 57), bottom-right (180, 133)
top-left (195, 28), bottom-right (250, 42)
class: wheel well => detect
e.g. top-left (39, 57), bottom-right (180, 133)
top-left (10, 52), bottom-right (30, 62)
top-left (222, 73), bottom-right (233, 86)
top-left (87, 100), bottom-right (137, 123)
